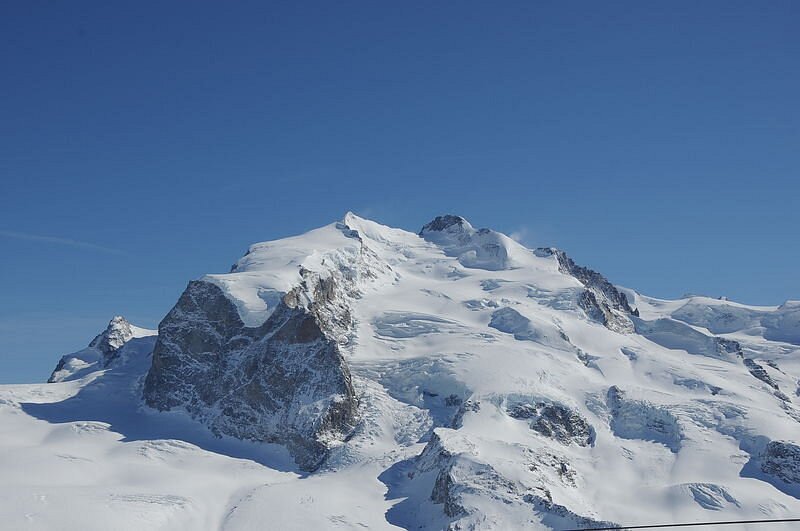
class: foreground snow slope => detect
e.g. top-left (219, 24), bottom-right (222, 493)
top-left (2, 213), bottom-right (800, 530)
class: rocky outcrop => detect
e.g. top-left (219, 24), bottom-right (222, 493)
top-left (48, 316), bottom-right (152, 383)
top-left (412, 430), bottom-right (616, 530)
top-left (716, 337), bottom-right (743, 357)
top-left (535, 247), bottom-right (637, 332)
top-left (452, 399), bottom-right (481, 429)
top-left (419, 215), bottom-right (521, 271)
top-left (143, 216), bottom-right (398, 471)
top-left (419, 215), bottom-right (470, 235)
top-left (143, 274), bottom-right (359, 471)
top-left (507, 401), bottom-right (595, 447)
top-left (744, 358), bottom-right (780, 390)
top-left (761, 441), bottom-right (800, 485)
top-left (89, 316), bottom-right (136, 362)
top-left (740, 358), bottom-right (792, 402)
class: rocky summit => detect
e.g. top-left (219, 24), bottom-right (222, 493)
top-left (3, 212), bottom-right (800, 530)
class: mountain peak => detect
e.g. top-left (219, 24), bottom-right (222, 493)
top-left (48, 316), bottom-right (156, 383)
top-left (21, 213), bottom-right (800, 529)
top-left (419, 215), bottom-right (534, 271)
top-left (89, 316), bottom-right (135, 354)
top-left (419, 214), bottom-right (473, 236)
top-left (341, 210), bottom-right (365, 226)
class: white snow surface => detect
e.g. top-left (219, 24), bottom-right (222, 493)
top-left (2, 212), bottom-right (800, 530)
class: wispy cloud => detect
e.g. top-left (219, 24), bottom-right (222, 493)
top-left (0, 229), bottom-right (126, 255)
top-left (509, 226), bottom-right (531, 245)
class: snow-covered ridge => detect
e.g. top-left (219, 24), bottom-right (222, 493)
top-left (48, 316), bottom-right (156, 383)
top-left (419, 214), bottom-right (539, 271)
top-left (632, 292), bottom-right (800, 344)
top-left (202, 212), bottom-right (402, 328)
top-left (3, 212), bottom-right (800, 530)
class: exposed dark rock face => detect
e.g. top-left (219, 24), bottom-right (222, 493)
top-left (419, 215), bottom-right (469, 236)
top-left (743, 358), bottom-right (791, 402)
top-left (451, 399), bottom-right (481, 429)
top-left (415, 432), bottom-right (504, 523)
top-left (419, 215), bottom-right (518, 271)
top-left (716, 337), bottom-right (743, 357)
top-left (577, 290), bottom-right (608, 324)
top-left (89, 316), bottom-right (136, 364)
top-left (744, 358), bottom-right (780, 391)
top-left (143, 276), bottom-right (359, 471)
top-left (507, 402), bottom-right (594, 447)
top-left (539, 248), bottom-right (636, 314)
top-left (535, 247), bottom-right (637, 332)
top-left (46, 361), bottom-right (67, 383)
top-left (47, 359), bottom-right (68, 383)
top-left (761, 441), bottom-right (800, 485)
top-left (413, 430), bottom-right (616, 530)
top-left (533, 405), bottom-right (594, 447)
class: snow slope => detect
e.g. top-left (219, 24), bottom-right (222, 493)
top-left (2, 213), bottom-right (800, 530)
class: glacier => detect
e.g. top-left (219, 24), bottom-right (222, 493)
top-left (1, 212), bottom-right (800, 530)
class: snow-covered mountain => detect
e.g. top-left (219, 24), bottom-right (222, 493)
top-left (2, 213), bottom-right (799, 530)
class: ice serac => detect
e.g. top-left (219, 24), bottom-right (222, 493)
top-left (48, 316), bottom-right (156, 383)
top-left (535, 247), bottom-right (638, 332)
top-left (143, 214), bottom-right (390, 470)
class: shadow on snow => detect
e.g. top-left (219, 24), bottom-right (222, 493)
top-left (20, 352), bottom-right (301, 474)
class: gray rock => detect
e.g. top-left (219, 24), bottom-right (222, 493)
top-left (48, 316), bottom-right (140, 383)
top-left (507, 402), bottom-right (594, 446)
top-left (419, 215), bottom-right (470, 235)
top-left (452, 399), bottom-right (481, 429)
top-left (531, 404), bottom-right (595, 447)
top-left (761, 440), bottom-right (800, 484)
top-left (716, 337), bottom-right (743, 357)
top-left (419, 215), bottom-right (517, 271)
top-left (89, 316), bottom-right (136, 363)
top-left (143, 276), bottom-right (359, 471)
top-left (535, 247), bottom-right (637, 332)
top-left (744, 358), bottom-right (780, 391)
top-left (414, 430), bottom-right (615, 530)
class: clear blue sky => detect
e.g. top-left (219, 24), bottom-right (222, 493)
top-left (1, 1), bottom-right (798, 383)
